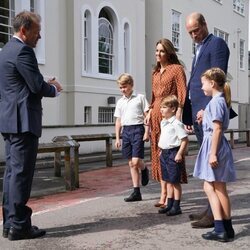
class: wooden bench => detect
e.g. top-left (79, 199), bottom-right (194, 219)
top-left (188, 128), bottom-right (250, 149)
top-left (38, 140), bottom-right (79, 190)
top-left (53, 133), bottom-right (115, 167)
top-left (225, 129), bottom-right (250, 149)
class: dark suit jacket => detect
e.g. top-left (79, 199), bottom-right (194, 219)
top-left (183, 34), bottom-right (230, 125)
top-left (0, 37), bottom-right (56, 137)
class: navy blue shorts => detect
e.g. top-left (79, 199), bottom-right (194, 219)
top-left (160, 147), bottom-right (184, 184)
top-left (122, 124), bottom-right (145, 159)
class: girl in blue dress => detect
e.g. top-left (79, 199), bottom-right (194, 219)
top-left (193, 68), bottom-right (236, 242)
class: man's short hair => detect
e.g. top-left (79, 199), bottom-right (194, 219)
top-left (13, 11), bottom-right (41, 32)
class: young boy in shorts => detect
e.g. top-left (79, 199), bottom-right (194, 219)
top-left (114, 73), bottom-right (150, 202)
top-left (158, 95), bottom-right (188, 215)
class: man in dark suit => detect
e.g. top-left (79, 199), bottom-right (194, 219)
top-left (183, 12), bottom-right (230, 229)
top-left (0, 11), bottom-right (62, 241)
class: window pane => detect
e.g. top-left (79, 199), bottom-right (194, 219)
top-left (98, 17), bottom-right (113, 74)
top-left (98, 107), bottom-right (115, 124)
top-left (0, 0), bottom-right (15, 49)
top-left (171, 10), bottom-right (181, 52)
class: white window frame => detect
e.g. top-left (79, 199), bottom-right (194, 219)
top-left (84, 106), bottom-right (92, 124)
top-left (171, 10), bottom-right (181, 52)
top-left (214, 28), bottom-right (229, 44)
top-left (239, 39), bottom-right (245, 70)
top-left (82, 9), bottom-right (92, 74)
top-left (124, 22), bottom-right (130, 73)
top-left (233, 0), bottom-right (245, 15)
top-left (98, 107), bottom-right (115, 124)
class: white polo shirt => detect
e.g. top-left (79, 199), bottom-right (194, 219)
top-left (158, 116), bottom-right (188, 149)
top-left (114, 93), bottom-right (149, 126)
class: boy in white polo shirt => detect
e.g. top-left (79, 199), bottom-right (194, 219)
top-left (114, 73), bottom-right (150, 202)
top-left (158, 95), bottom-right (188, 216)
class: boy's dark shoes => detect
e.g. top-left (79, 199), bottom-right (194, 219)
top-left (8, 226), bottom-right (46, 241)
top-left (158, 205), bottom-right (172, 214)
top-left (226, 229), bottom-right (235, 241)
top-left (141, 167), bottom-right (149, 186)
top-left (202, 230), bottom-right (229, 242)
top-left (124, 192), bottom-right (142, 202)
top-left (191, 214), bottom-right (214, 228)
top-left (189, 208), bottom-right (208, 221)
top-left (166, 207), bottom-right (182, 216)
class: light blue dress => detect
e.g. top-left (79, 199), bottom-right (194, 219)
top-left (193, 92), bottom-right (236, 182)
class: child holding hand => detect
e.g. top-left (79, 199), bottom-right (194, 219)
top-left (158, 95), bottom-right (188, 216)
top-left (193, 68), bottom-right (236, 242)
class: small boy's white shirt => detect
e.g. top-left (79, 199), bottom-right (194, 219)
top-left (158, 115), bottom-right (187, 149)
top-left (114, 92), bottom-right (149, 126)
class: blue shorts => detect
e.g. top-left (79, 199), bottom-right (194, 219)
top-left (122, 124), bottom-right (145, 159)
top-left (160, 147), bottom-right (184, 184)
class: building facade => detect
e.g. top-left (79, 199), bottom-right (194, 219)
top-left (0, 0), bottom-right (249, 159)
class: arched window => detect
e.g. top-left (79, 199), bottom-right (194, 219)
top-left (124, 22), bottom-right (130, 72)
top-left (83, 10), bottom-right (91, 73)
top-left (98, 9), bottom-right (114, 74)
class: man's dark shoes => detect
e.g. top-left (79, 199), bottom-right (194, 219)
top-left (124, 192), bottom-right (142, 202)
top-left (202, 230), bottom-right (229, 242)
top-left (2, 228), bottom-right (9, 238)
top-left (166, 207), bottom-right (182, 216)
top-left (8, 226), bottom-right (46, 241)
top-left (189, 208), bottom-right (208, 221)
top-left (191, 214), bottom-right (214, 228)
top-left (141, 167), bottom-right (149, 186)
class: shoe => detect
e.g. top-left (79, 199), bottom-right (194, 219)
top-left (158, 206), bottom-right (172, 214)
top-left (124, 192), bottom-right (142, 202)
top-left (141, 167), bottom-right (149, 186)
top-left (8, 226), bottom-right (46, 241)
top-left (154, 202), bottom-right (165, 208)
top-left (191, 215), bottom-right (214, 228)
top-left (202, 230), bottom-right (229, 242)
top-left (2, 228), bottom-right (9, 238)
top-left (166, 207), bottom-right (182, 216)
top-left (189, 208), bottom-right (208, 221)
top-left (226, 229), bottom-right (235, 241)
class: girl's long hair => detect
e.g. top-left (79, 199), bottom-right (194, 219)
top-left (202, 67), bottom-right (231, 107)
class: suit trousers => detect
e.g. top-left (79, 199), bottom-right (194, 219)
top-left (2, 132), bottom-right (38, 230)
top-left (193, 121), bottom-right (204, 146)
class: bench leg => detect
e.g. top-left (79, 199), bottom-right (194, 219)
top-left (106, 137), bottom-right (113, 167)
top-left (54, 152), bottom-right (62, 177)
top-left (70, 146), bottom-right (79, 188)
top-left (247, 131), bottom-right (250, 147)
top-left (64, 149), bottom-right (76, 191)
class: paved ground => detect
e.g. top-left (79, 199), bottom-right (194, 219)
top-left (0, 145), bottom-right (249, 249)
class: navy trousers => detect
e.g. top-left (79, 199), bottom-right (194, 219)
top-left (2, 132), bottom-right (38, 230)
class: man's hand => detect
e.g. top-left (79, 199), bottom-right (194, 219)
top-left (48, 78), bottom-right (63, 92)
